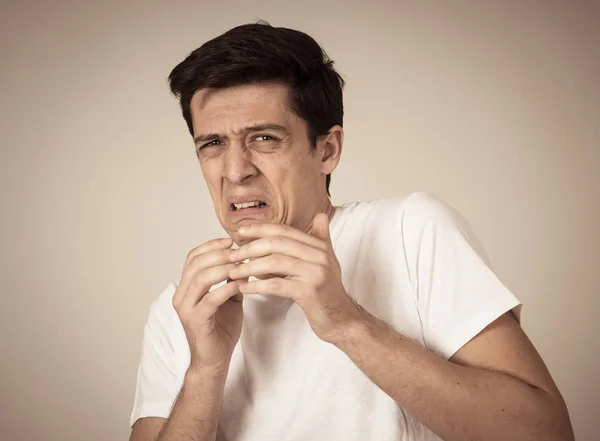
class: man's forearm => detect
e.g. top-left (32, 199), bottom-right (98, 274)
top-left (157, 368), bottom-right (228, 441)
top-left (333, 315), bottom-right (572, 441)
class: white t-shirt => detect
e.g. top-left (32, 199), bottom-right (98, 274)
top-left (130, 192), bottom-right (521, 440)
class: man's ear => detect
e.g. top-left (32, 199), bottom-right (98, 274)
top-left (318, 125), bottom-right (344, 175)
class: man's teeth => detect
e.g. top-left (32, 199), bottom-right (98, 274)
top-left (233, 201), bottom-right (265, 210)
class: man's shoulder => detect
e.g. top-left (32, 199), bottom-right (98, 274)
top-left (392, 192), bottom-right (475, 239)
top-left (336, 192), bottom-right (473, 251)
top-left (342, 192), bottom-right (455, 225)
top-left (331, 192), bottom-right (451, 248)
top-left (376, 191), bottom-right (451, 212)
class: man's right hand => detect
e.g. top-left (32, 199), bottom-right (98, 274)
top-left (172, 237), bottom-right (247, 374)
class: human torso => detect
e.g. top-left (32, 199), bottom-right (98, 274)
top-left (212, 198), bottom-right (441, 441)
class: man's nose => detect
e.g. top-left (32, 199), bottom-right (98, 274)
top-left (222, 144), bottom-right (257, 185)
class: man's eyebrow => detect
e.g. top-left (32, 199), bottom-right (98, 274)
top-left (193, 123), bottom-right (290, 145)
top-left (245, 123), bottom-right (290, 134)
top-left (194, 133), bottom-right (221, 145)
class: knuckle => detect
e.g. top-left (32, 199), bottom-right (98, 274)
top-left (268, 278), bottom-right (281, 291)
top-left (190, 252), bottom-right (211, 270)
top-left (200, 292), bottom-right (216, 307)
top-left (316, 251), bottom-right (329, 266)
top-left (185, 249), bottom-right (194, 261)
top-left (185, 247), bottom-right (199, 263)
top-left (177, 308), bottom-right (191, 322)
top-left (188, 276), bottom-right (205, 293)
top-left (227, 263), bottom-right (239, 279)
top-left (189, 253), bottom-right (202, 266)
top-left (269, 236), bottom-right (282, 246)
top-left (314, 265), bottom-right (328, 283)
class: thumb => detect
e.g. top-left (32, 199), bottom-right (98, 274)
top-left (311, 213), bottom-right (331, 243)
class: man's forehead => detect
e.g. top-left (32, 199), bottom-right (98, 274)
top-left (190, 84), bottom-right (296, 133)
top-left (191, 83), bottom-right (291, 112)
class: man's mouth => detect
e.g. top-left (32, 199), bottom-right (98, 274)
top-left (231, 200), bottom-right (268, 211)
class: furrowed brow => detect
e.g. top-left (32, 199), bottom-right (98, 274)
top-left (194, 133), bottom-right (222, 146)
top-left (193, 124), bottom-right (290, 146)
top-left (245, 123), bottom-right (290, 134)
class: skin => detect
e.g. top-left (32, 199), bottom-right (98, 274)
top-left (131, 83), bottom-right (343, 441)
top-left (190, 82), bottom-right (340, 245)
top-left (130, 83), bottom-right (574, 441)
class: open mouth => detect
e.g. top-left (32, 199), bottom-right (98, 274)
top-left (231, 201), bottom-right (268, 211)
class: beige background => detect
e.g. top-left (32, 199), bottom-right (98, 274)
top-left (1, 1), bottom-right (598, 440)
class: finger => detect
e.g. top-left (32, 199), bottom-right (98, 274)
top-left (180, 247), bottom-right (236, 287)
top-left (239, 277), bottom-right (298, 299)
top-left (230, 235), bottom-right (328, 264)
top-left (180, 263), bottom-right (238, 310)
top-left (183, 238), bottom-right (233, 269)
top-left (174, 242), bottom-right (234, 305)
top-left (237, 223), bottom-right (328, 250)
top-left (229, 254), bottom-right (316, 280)
top-left (196, 278), bottom-right (248, 320)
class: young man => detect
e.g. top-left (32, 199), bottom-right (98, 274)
top-left (129, 22), bottom-right (574, 441)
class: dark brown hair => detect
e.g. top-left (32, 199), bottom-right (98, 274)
top-left (168, 21), bottom-right (345, 194)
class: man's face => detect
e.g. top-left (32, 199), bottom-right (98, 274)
top-left (189, 83), bottom-right (339, 244)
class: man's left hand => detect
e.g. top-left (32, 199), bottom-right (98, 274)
top-left (228, 213), bottom-right (363, 343)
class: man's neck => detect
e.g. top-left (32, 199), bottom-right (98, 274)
top-left (305, 198), bottom-right (336, 236)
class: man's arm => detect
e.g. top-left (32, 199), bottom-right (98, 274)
top-left (130, 418), bottom-right (165, 441)
top-left (129, 237), bottom-right (248, 441)
top-left (129, 368), bottom-right (228, 441)
top-left (333, 310), bottom-right (574, 441)
top-left (228, 208), bottom-right (574, 441)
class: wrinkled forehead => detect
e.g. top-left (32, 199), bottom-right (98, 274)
top-left (190, 83), bottom-right (297, 134)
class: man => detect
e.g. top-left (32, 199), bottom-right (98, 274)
top-left (129, 22), bottom-right (574, 441)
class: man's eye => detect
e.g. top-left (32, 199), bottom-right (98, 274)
top-left (199, 140), bottom-right (222, 150)
top-left (255, 135), bottom-right (277, 142)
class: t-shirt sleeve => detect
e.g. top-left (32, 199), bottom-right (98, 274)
top-left (130, 281), bottom-right (184, 427)
top-left (400, 193), bottom-right (522, 360)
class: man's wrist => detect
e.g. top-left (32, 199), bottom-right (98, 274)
top-left (186, 364), bottom-right (230, 385)
top-left (329, 303), bottom-right (375, 351)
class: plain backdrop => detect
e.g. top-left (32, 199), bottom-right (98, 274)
top-left (1, 1), bottom-right (599, 440)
